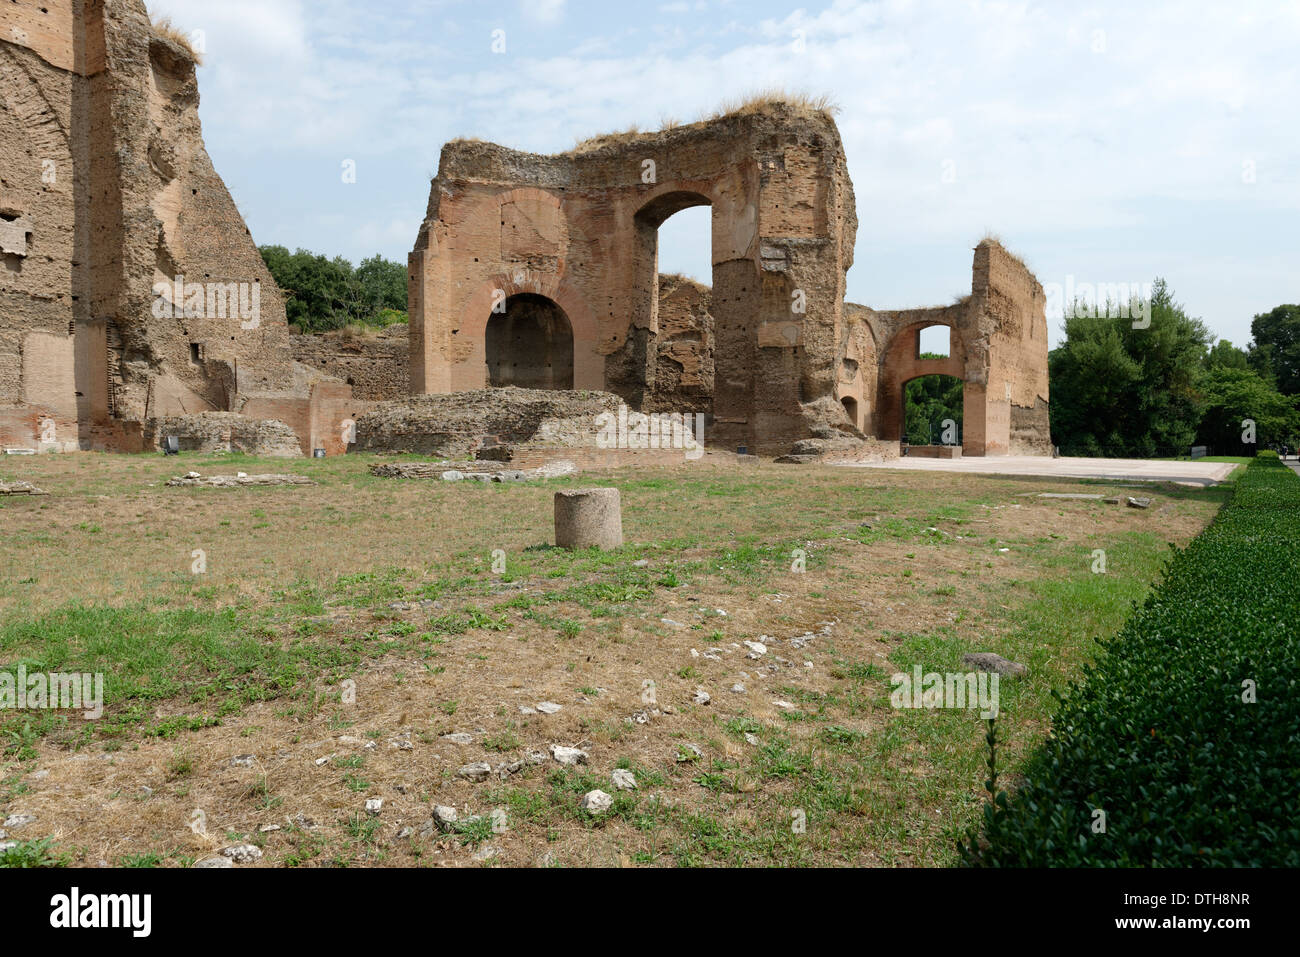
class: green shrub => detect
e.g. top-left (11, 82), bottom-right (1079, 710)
top-left (964, 454), bottom-right (1300, 866)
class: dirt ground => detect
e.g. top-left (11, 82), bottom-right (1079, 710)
top-left (0, 452), bottom-right (1227, 867)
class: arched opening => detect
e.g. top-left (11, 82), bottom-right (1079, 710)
top-left (485, 293), bottom-right (574, 390)
top-left (629, 191), bottom-right (714, 408)
top-left (841, 395), bottom-right (860, 428)
top-left (917, 324), bottom-right (952, 359)
top-left (904, 374), bottom-right (963, 446)
top-left (655, 204), bottom-right (712, 284)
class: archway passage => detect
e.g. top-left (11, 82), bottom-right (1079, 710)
top-left (904, 374), bottom-right (964, 446)
top-left (841, 395), bottom-right (860, 429)
top-left (486, 294), bottom-right (574, 390)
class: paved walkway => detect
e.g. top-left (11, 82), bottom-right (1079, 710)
top-left (835, 455), bottom-right (1238, 487)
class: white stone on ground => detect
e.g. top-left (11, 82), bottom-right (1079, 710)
top-left (550, 745), bottom-right (588, 766)
top-left (611, 769), bottom-right (637, 791)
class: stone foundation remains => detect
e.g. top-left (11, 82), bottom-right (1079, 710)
top-left (144, 412), bottom-right (304, 457)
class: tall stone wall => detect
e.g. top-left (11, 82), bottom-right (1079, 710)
top-left (409, 103), bottom-right (858, 456)
top-left (0, 0), bottom-right (349, 455)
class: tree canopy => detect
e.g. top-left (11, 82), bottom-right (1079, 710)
top-left (259, 246), bottom-right (407, 333)
top-left (1250, 304), bottom-right (1300, 395)
top-left (904, 368), bottom-right (963, 445)
top-left (1048, 279), bottom-right (1209, 457)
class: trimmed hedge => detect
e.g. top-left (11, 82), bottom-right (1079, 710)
top-left (966, 453), bottom-right (1300, 866)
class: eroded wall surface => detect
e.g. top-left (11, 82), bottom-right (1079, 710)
top-left (292, 325), bottom-right (411, 402)
top-left (0, 0), bottom-right (347, 455)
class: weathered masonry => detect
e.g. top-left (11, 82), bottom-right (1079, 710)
top-left (1, 0), bottom-right (357, 455)
top-left (408, 102), bottom-right (1051, 457)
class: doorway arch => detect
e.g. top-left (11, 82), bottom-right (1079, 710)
top-left (485, 294), bottom-right (574, 390)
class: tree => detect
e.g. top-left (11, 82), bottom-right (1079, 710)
top-left (355, 254), bottom-right (408, 316)
top-left (1048, 279), bottom-right (1209, 457)
top-left (1206, 339), bottom-right (1250, 372)
top-left (1250, 304), bottom-right (1300, 395)
top-left (1196, 367), bottom-right (1299, 453)
top-left (258, 246), bottom-right (409, 333)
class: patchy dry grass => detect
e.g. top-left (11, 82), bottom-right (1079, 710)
top-left (703, 89), bottom-right (841, 122)
top-left (149, 16), bottom-right (203, 64)
top-left (0, 453), bottom-right (1225, 867)
top-left (565, 91), bottom-right (839, 155)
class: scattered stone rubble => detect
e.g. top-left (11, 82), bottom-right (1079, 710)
top-left (370, 460), bottom-right (578, 482)
top-left (0, 481), bottom-right (47, 496)
top-left (166, 472), bottom-right (315, 488)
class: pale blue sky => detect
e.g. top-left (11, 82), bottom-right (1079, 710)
top-left (147, 0), bottom-right (1300, 349)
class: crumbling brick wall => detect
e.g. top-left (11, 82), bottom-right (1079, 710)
top-left (409, 102), bottom-right (858, 456)
top-left (0, 0), bottom-right (351, 456)
top-left (645, 274), bottom-right (713, 414)
top-left (292, 325), bottom-right (411, 401)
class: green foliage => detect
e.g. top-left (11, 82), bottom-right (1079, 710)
top-left (1196, 367), bottom-right (1299, 453)
top-left (904, 371), bottom-right (963, 445)
top-left (1205, 339), bottom-right (1251, 372)
top-left (259, 246), bottom-right (407, 333)
top-left (1049, 279), bottom-right (1210, 457)
top-left (0, 838), bottom-right (69, 868)
top-left (964, 455), bottom-right (1300, 866)
top-left (1249, 303), bottom-right (1300, 395)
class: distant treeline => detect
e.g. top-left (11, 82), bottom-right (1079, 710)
top-left (259, 246), bottom-right (407, 334)
top-left (1049, 280), bottom-right (1300, 457)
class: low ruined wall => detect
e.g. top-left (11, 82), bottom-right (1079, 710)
top-left (905, 445), bottom-right (962, 459)
top-left (143, 412), bottom-right (303, 456)
top-left (355, 388), bottom-right (623, 458)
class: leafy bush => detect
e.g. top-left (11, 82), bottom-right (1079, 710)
top-left (964, 454), bottom-right (1300, 866)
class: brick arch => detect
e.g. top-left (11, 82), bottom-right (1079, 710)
top-left (451, 272), bottom-right (602, 392)
top-left (877, 320), bottom-right (967, 446)
top-left (497, 187), bottom-right (563, 210)
top-left (634, 185), bottom-right (716, 228)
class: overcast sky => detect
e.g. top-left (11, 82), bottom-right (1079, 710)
top-left (146, 0), bottom-right (1299, 349)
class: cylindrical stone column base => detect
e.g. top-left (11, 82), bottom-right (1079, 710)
top-left (555, 487), bottom-right (623, 550)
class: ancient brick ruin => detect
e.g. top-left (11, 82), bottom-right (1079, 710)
top-left (408, 104), bottom-right (1051, 457)
top-left (0, 0), bottom-right (358, 457)
top-left (2, 1), bottom-right (1049, 462)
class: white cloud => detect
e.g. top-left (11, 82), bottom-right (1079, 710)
top-left (522, 0), bottom-right (567, 25)
top-left (146, 0), bottom-right (1300, 347)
